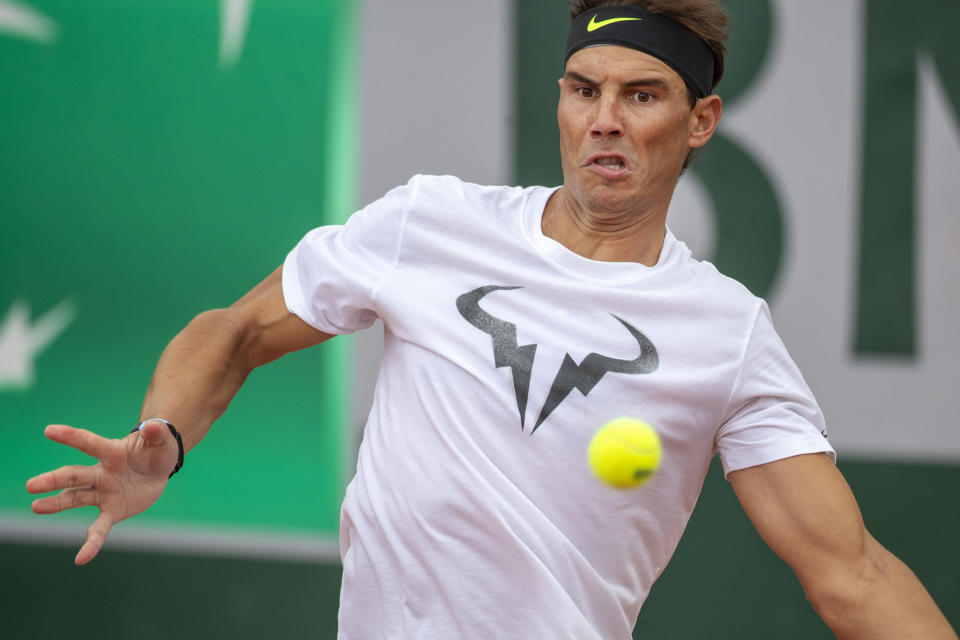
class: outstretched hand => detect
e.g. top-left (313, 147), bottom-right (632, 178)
top-left (25, 421), bottom-right (180, 565)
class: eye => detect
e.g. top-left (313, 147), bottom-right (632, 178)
top-left (576, 86), bottom-right (596, 98)
top-left (631, 91), bottom-right (653, 103)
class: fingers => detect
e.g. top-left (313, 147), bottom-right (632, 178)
top-left (26, 464), bottom-right (99, 495)
top-left (43, 424), bottom-right (113, 460)
top-left (31, 487), bottom-right (100, 515)
top-left (75, 512), bottom-right (113, 566)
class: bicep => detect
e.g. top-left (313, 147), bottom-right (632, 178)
top-left (728, 453), bottom-right (869, 586)
top-left (228, 265), bottom-right (335, 368)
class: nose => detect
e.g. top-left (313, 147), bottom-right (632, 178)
top-left (591, 95), bottom-right (623, 139)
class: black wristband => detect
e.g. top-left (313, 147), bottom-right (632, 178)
top-left (131, 419), bottom-right (184, 478)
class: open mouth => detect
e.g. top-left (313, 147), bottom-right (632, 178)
top-left (593, 157), bottom-right (625, 170)
top-left (587, 154), bottom-right (629, 174)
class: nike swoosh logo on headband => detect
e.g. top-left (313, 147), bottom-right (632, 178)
top-left (587, 15), bottom-right (642, 31)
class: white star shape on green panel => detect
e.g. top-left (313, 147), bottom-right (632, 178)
top-left (0, 0), bottom-right (58, 44)
top-left (0, 0), bottom-right (255, 67)
top-left (220, 0), bottom-right (254, 68)
top-left (0, 299), bottom-right (77, 392)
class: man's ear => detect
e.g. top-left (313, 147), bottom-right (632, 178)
top-left (688, 94), bottom-right (723, 148)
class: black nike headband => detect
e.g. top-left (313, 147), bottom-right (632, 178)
top-left (565, 6), bottom-right (715, 98)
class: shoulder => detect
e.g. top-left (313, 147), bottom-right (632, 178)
top-left (664, 230), bottom-right (763, 317)
top-left (402, 174), bottom-right (544, 211)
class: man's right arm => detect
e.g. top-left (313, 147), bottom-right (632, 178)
top-left (26, 265), bottom-right (334, 564)
top-left (139, 265), bottom-right (334, 451)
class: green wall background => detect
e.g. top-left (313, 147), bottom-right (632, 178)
top-left (1, 3), bottom-right (355, 636)
top-left (1, 0), bottom-right (353, 533)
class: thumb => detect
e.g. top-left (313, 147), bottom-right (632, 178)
top-left (130, 419), bottom-right (180, 477)
top-left (136, 419), bottom-right (173, 447)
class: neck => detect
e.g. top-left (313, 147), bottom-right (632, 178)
top-left (541, 187), bottom-right (669, 266)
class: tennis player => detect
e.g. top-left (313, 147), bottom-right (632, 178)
top-left (26, 1), bottom-right (956, 638)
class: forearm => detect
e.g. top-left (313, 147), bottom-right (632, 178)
top-left (731, 456), bottom-right (956, 640)
top-left (808, 537), bottom-right (957, 639)
top-left (139, 309), bottom-right (253, 451)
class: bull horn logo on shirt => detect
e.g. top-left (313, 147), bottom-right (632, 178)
top-left (456, 286), bottom-right (659, 433)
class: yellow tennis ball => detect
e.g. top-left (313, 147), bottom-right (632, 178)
top-left (588, 418), bottom-right (662, 488)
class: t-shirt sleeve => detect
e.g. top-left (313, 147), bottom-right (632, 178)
top-left (281, 179), bottom-right (413, 334)
top-left (716, 301), bottom-right (836, 477)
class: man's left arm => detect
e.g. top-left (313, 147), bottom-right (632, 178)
top-left (729, 453), bottom-right (957, 639)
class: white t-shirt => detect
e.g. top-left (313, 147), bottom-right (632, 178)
top-left (283, 175), bottom-right (835, 639)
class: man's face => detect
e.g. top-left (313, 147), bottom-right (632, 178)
top-left (557, 45), bottom-right (709, 216)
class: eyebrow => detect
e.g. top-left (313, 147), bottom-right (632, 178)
top-left (564, 70), bottom-right (671, 92)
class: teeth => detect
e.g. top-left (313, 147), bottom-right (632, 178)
top-left (595, 158), bottom-right (624, 169)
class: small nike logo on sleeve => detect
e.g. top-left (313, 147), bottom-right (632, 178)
top-left (587, 14), bottom-right (642, 31)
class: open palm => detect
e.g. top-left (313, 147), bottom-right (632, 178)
top-left (26, 421), bottom-right (179, 565)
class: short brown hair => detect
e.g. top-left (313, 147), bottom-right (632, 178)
top-left (569, 0), bottom-right (729, 96)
